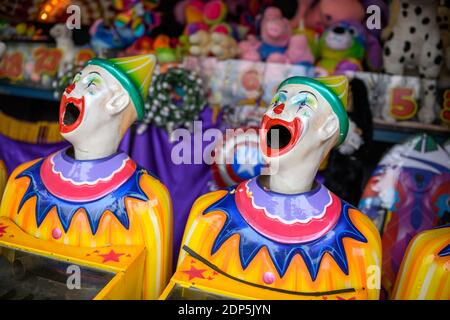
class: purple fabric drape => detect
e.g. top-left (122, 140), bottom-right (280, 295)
top-left (0, 134), bottom-right (69, 174)
top-left (120, 107), bottom-right (219, 263)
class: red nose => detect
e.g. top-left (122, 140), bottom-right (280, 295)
top-left (65, 83), bottom-right (75, 94)
top-left (273, 103), bottom-right (285, 114)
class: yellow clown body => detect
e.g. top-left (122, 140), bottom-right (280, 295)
top-left (0, 154), bottom-right (172, 299)
top-left (392, 225), bottom-right (450, 300)
top-left (162, 187), bottom-right (380, 300)
top-left (162, 76), bottom-right (381, 300)
top-left (0, 54), bottom-right (173, 299)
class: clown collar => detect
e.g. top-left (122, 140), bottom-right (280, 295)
top-left (204, 178), bottom-right (367, 280)
top-left (16, 147), bottom-right (149, 234)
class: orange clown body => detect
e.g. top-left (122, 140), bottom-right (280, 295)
top-left (161, 179), bottom-right (381, 300)
top-left (0, 149), bottom-right (172, 299)
top-left (392, 226), bottom-right (450, 300)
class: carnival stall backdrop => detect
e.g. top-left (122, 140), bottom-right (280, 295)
top-left (0, 0), bottom-right (448, 300)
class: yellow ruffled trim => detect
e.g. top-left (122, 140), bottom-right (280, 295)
top-left (0, 111), bottom-right (63, 143)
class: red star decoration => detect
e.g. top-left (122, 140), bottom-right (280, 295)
top-left (207, 276), bottom-right (214, 280)
top-left (98, 250), bottom-right (125, 263)
top-left (182, 266), bottom-right (207, 280)
top-left (0, 225), bottom-right (8, 237)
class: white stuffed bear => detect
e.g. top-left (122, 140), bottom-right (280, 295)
top-left (50, 23), bottom-right (76, 78)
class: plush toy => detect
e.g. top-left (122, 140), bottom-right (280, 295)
top-left (124, 35), bottom-right (154, 55)
top-left (265, 34), bottom-right (315, 66)
top-left (209, 32), bottom-right (239, 60)
top-left (238, 7), bottom-right (290, 61)
top-left (317, 20), bottom-right (382, 75)
top-left (50, 24), bottom-right (77, 78)
top-left (383, 0), bottom-right (443, 124)
top-left (182, 0), bottom-right (209, 35)
top-left (258, 6), bottom-right (291, 60)
top-left (186, 0), bottom-right (240, 59)
top-left (291, 0), bottom-right (387, 38)
top-left (288, 35), bottom-right (314, 65)
top-left (188, 29), bottom-right (211, 56)
top-left (238, 34), bottom-right (262, 61)
top-left (89, 19), bottom-right (138, 53)
top-left (114, 0), bottom-right (161, 37)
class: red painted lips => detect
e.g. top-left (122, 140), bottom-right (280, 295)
top-left (59, 95), bottom-right (85, 134)
top-left (260, 115), bottom-right (303, 157)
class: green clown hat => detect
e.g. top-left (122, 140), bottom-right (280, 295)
top-left (87, 54), bottom-right (157, 121)
top-left (277, 75), bottom-right (349, 145)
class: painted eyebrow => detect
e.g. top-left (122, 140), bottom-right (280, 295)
top-left (298, 90), bottom-right (317, 100)
top-left (88, 71), bottom-right (101, 76)
top-left (291, 91), bottom-right (318, 111)
top-left (279, 90), bottom-right (288, 93)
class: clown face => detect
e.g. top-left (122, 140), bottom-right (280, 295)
top-left (59, 64), bottom-right (132, 148)
top-left (260, 83), bottom-right (339, 164)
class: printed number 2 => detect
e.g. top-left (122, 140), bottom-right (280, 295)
top-left (389, 87), bottom-right (418, 120)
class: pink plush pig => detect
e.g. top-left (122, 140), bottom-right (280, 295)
top-left (259, 7), bottom-right (292, 60)
top-left (238, 34), bottom-right (262, 61)
top-left (285, 34), bottom-right (314, 64)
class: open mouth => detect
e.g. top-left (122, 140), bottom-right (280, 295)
top-left (260, 116), bottom-right (302, 157)
top-left (59, 95), bottom-right (85, 133)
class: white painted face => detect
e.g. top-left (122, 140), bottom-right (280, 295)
top-left (59, 64), bottom-right (132, 150)
top-left (259, 83), bottom-right (340, 165)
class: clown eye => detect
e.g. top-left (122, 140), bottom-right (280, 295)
top-left (290, 91), bottom-right (317, 111)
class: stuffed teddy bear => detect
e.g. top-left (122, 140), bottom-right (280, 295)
top-left (210, 32), bottom-right (239, 60)
top-left (186, 0), bottom-right (241, 59)
top-left (317, 20), bottom-right (382, 75)
top-left (383, 0), bottom-right (443, 124)
top-left (188, 29), bottom-right (211, 56)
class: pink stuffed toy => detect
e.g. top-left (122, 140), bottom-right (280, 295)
top-left (266, 35), bottom-right (315, 65)
top-left (291, 0), bottom-right (365, 34)
top-left (292, 0), bottom-right (387, 39)
top-left (285, 34), bottom-right (315, 64)
top-left (238, 7), bottom-right (293, 61)
top-left (238, 34), bottom-right (261, 61)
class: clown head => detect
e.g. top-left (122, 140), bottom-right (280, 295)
top-left (260, 76), bottom-right (349, 193)
top-left (59, 54), bottom-right (156, 160)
